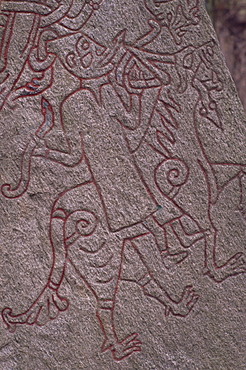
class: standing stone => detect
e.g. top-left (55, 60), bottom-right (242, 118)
top-left (0, 1), bottom-right (245, 368)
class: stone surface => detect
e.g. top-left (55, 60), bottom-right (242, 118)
top-left (0, 0), bottom-right (245, 368)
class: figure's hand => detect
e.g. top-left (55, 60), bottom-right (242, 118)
top-left (165, 286), bottom-right (199, 317)
top-left (102, 333), bottom-right (141, 361)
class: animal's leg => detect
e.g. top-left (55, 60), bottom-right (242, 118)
top-left (177, 201), bottom-right (246, 282)
top-left (121, 240), bottom-right (198, 317)
top-left (203, 227), bottom-right (246, 282)
top-left (166, 159), bottom-right (246, 281)
top-left (2, 208), bottom-right (69, 332)
top-left (188, 163), bottom-right (246, 282)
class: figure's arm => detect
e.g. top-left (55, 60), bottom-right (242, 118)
top-left (109, 73), bottom-right (160, 152)
top-left (33, 131), bottom-right (83, 167)
top-left (118, 87), bottom-right (161, 153)
top-left (115, 94), bottom-right (141, 130)
top-left (1, 131), bottom-right (83, 199)
top-left (32, 98), bottom-right (83, 167)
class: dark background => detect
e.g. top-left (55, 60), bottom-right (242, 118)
top-left (206, 0), bottom-right (246, 110)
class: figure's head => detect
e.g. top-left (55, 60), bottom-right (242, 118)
top-left (47, 32), bottom-right (114, 79)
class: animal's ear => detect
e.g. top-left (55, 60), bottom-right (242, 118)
top-left (113, 29), bottom-right (126, 45)
top-left (66, 52), bottom-right (77, 68)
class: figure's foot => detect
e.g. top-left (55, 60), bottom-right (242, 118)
top-left (203, 252), bottom-right (246, 282)
top-left (141, 278), bottom-right (198, 317)
top-left (165, 286), bottom-right (199, 317)
top-left (161, 250), bottom-right (188, 269)
top-left (2, 285), bottom-right (69, 332)
top-left (101, 333), bottom-right (141, 361)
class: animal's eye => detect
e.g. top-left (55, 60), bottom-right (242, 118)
top-left (81, 41), bottom-right (90, 50)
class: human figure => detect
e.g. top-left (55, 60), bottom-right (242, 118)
top-left (2, 27), bottom-right (200, 360)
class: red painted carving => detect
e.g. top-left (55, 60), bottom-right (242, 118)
top-left (0, 0), bottom-right (245, 361)
top-left (145, 0), bottom-right (200, 44)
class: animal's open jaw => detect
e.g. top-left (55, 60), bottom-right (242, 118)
top-left (80, 52), bottom-right (93, 68)
top-left (98, 30), bottom-right (127, 67)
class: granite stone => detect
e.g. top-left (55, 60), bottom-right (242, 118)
top-left (0, 0), bottom-right (245, 368)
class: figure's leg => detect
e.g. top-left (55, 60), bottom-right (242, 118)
top-left (2, 207), bottom-right (69, 332)
top-left (68, 235), bottom-right (142, 361)
top-left (170, 217), bottom-right (204, 248)
top-left (121, 240), bottom-right (199, 317)
top-left (143, 214), bottom-right (195, 268)
top-left (97, 299), bottom-right (141, 361)
top-left (89, 236), bottom-right (197, 361)
top-left (160, 215), bottom-right (204, 268)
top-left (138, 275), bottom-right (198, 317)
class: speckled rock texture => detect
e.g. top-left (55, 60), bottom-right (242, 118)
top-left (0, 1), bottom-right (245, 369)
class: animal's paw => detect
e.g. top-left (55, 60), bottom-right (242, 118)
top-left (204, 252), bottom-right (246, 282)
top-left (165, 286), bottom-right (199, 317)
top-left (102, 333), bottom-right (141, 361)
top-left (2, 285), bottom-right (69, 332)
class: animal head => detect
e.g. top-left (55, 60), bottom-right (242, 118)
top-left (47, 32), bottom-right (114, 78)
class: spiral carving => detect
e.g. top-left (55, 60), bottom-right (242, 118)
top-left (155, 158), bottom-right (189, 198)
top-left (65, 209), bottom-right (103, 253)
top-left (66, 210), bottom-right (98, 238)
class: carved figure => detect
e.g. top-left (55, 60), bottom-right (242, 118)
top-left (1, 0), bottom-right (245, 361)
